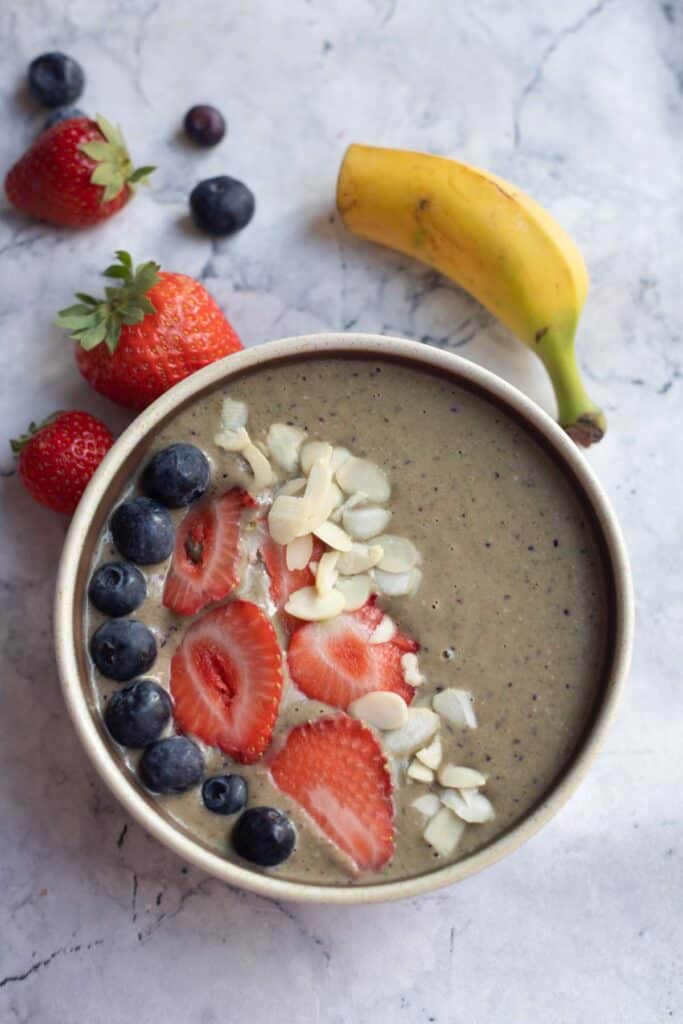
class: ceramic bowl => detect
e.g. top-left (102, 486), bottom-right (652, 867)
top-left (54, 334), bottom-right (633, 904)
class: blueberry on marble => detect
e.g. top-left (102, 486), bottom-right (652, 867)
top-left (184, 104), bottom-right (226, 146)
top-left (232, 807), bottom-right (296, 866)
top-left (90, 619), bottom-right (157, 682)
top-left (104, 679), bottom-right (172, 748)
top-left (110, 497), bottom-right (174, 565)
top-left (43, 106), bottom-right (86, 131)
top-left (141, 443), bottom-right (210, 508)
top-left (202, 774), bottom-right (248, 815)
top-left (88, 561), bottom-right (147, 617)
top-left (139, 736), bottom-right (204, 794)
top-left (28, 52), bottom-right (84, 108)
top-left (189, 176), bottom-right (255, 237)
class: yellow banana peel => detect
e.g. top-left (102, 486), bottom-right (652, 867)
top-left (336, 144), bottom-right (605, 445)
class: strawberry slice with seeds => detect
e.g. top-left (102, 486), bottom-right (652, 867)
top-left (269, 714), bottom-right (395, 873)
top-left (163, 488), bottom-right (256, 616)
top-left (287, 600), bottom-right (418, 708)
top-left (259, 530), bottom-right (322, 633)
top-left (170, 599), bottom-right (283, 763)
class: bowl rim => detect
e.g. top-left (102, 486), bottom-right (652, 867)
top-left (54, 332), bottom-right (633, 904)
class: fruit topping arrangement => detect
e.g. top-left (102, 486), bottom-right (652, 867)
top-left (88, 403), bottom-right (495, 876)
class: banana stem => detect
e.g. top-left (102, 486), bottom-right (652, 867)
top-left (537, 333), bottom-right (606, 447)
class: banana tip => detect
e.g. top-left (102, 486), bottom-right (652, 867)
top-left (564, 412), bottom-right (606, 447)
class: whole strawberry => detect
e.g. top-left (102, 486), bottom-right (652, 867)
top-left (5, 115), bottom-right (153, 227)
top-left (12, 411), bottom-right (114, 515)
top-left (56, 251), bottom-right (243, 410)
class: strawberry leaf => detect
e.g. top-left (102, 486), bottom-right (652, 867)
top-left (79, 114), bottom-right (155, 206)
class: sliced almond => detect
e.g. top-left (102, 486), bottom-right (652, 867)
top-left (342, 505), bottom-right (391, 540)
top-left (214, 426), bottom-right (250, 452)
top-left (285, 585), bottom-right (345, 622)
top-left (440, 788), bottom-right (494, 824)
top-left (268, 494), bottom-right (308, 545)
top-left (300, 440), bottom-right (333, 474)
top-left (374, 535), bottom-right (419, 574)
top-left (438, 765), bottom-right (487, 789)
top-left (382, 707), bottom-right (440, 756)
top-left (348, 690), bottom-right (408, 731)
top-left (423, 806), bottom-right (466, 856)
top-left (337, 542), bottom-right (384, 575)
top-left (336, 456), bottom-right (390, 502)
top-left (279, 476), bottom-right (306, 497)
top-left (312, 519), bottom-right (353, 552)
top-left (407, 759), bottom-right (434, 783)
top-left (302, 457), bottom-right (334, 528)
top-left (220, 397), bottom-right (248, 430)
top-left (432, 688), bottom-right (478, 729)
top-left (368, 614), bottom-right (396, 645)
top-left (415, 734), bottom-right (442, 770)
top-left (334, 573), bottom-right (373, 611)
top-left (242, 442), bottom-right (275, 490)
top-left (401, 652), bottom-right (425, 688)
top-left (330, 489), bottom-right (367, 523)
top-left (267, 423), bottom-right (306, 473)
top-left (322, 482), bottom-right (344, 520)
top-left (373, 567), bottom-right (422, 597)
top-left (286, 533), bottom-right (313, 571)
top-left (316, 551), bottom-right (339, 595)
top-left (411, 794), bottom-right (441, 818)
top-left (330, 447), bottom-right (352, 473)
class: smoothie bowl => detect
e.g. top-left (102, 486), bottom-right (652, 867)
top-left (55, 334), bottom-right (633, 903)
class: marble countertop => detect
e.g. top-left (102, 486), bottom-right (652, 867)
top-left (1, 1), bottom-right (681, 1021)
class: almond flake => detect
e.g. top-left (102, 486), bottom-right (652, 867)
top-left (336, 456), bottom-right (390, 502)
top-left (330, 447), bottom-right (352, 473)
top-left (368, 614), bottom-right (396, 645)
top-left (423, 806), bottom-right (466, 856)
top-left (438, 765), bottom-right (487, 789)
top-left (415, 734), bottom-right (442, 770)
top-left (302, 458), bottom-right (334, 528)
top-left (286, 534), bottom-right (313, 571)
top-left (268, 494), bottom-right (308, 545)
top-left (342, 505), bottom-right (391, 540)
top-left (432, 688), bottom-right (477, 729)
top-left (267, 423), bottom-right (307, 473)
top-left (330, 490), bottom-right (367, 523)
top-left (220, 397), bottom-right (248, 430)
top-left (242, 442), bottom-right (275, 490)
top-left (374, 534), bottom-right (419, 574)
top-left (313, 520), bottom-right (353, 552)
top-left (279, 476), bottom-right (306, 497)
top-left (337, 542), bottom-right (384, 575)
top-left (316, 551), bottom-right (339, 595)
top-left (214, 426), bottom-right (250, 452)
top-left (407, 759), bottom-right (434, 783)
top-left (334, 573), bottom-right (373, 611)
top-left (285, 585), bottom-right (345, 622)
top-left (300, 441), bottom-right (333, 474)
top-left (348, 691), bottom-right (408, 731)
top-left (411, 794), bottom-right (441, 818)
top-left (382, 707), bottom-right (440, 756)
top-left (440, 788), bottom-right (494, 824)
top-left (373, 566), bottom-right (422, 597)
top-left (401, 652), bottom-right (425, 687)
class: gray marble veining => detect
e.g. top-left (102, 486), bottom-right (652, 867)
top-left (0, 1), bottom-right (681, 1021)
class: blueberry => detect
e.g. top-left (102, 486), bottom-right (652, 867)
top-left (139, 736), bottom-right (204, 794)
top-left (88, 561), bottom-right (147, 617)
top-left (202, 774), bottom-right (248, 815)
top-left (28, 52), bottom-right (85, 108)
top-left (189, 176), bottom-right (255, 237)
top-left (110, 497), bottom-right (174, 565)
top-left (232, 807), bottom-right (296, 867)
top-left (141, 443), bottom-right (210, 508)
top-left (90, 619), bottom-right (157, 681)
top-left (43, 107), bottom-right (86, 131)
top-left (184, 104), bottom-right (226, 146)
top-left (104, 679), bottom-right (172, 748)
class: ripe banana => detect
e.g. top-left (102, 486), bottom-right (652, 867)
top-left (336, 144), bottom-right (605, 445)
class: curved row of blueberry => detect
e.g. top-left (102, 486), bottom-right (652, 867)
top-left (88, 442), bottom-right (296, 868)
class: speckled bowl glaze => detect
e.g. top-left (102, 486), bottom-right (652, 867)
top-left (54, 334), bottom-right (633, 904)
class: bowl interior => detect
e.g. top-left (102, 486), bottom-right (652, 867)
top-left (55, 334), bottom-right (633, 903)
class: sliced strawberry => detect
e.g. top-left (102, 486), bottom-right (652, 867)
top-left (269, 714), bottom-right (394, 873)
top-left (259, 529), bottom-right (322, 633)
top-left (163, 488), bottom-right (256, 616)
top-left (170, 599), bottom-right (283, 763)
top-left (287, 600), bottom-right (418, 709)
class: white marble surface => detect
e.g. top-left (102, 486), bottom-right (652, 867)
top-left (0, 1), bottom-right (681, 1021)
